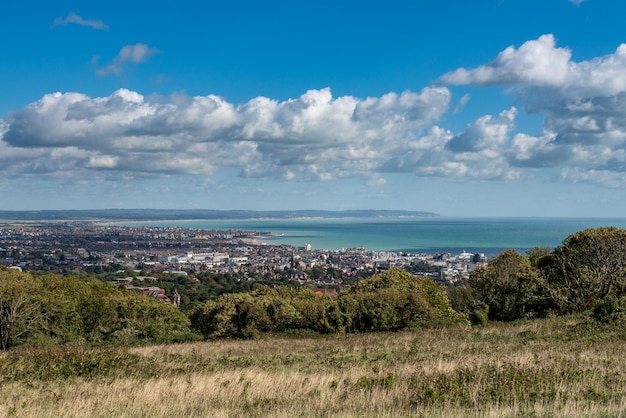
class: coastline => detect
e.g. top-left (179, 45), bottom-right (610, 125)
top-left (7, 216), bottom-right (626, 258)
top-left (240, 232), bottom-right (284, 246)
top-left (101, 217), bottom-right (626, 258)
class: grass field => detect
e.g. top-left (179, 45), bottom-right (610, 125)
top-left (2, 315), bottom-right (626, 417)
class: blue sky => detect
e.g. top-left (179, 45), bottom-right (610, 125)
top-left (2, 0), bottom-right (626, 217)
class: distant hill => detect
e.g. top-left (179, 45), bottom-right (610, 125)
top-left (0, 209), bottom-right (439, 221)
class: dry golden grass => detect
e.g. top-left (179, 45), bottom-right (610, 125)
top-left (2, 316), bottom-right (626, 417)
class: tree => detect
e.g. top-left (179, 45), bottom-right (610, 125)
top-left (0, 269), bottom-right (194, 348)
top-left (0, 269), bottom-right (41, 349)
top-left (447, 285), bottom-right (489, 326)
top-left (468, 249), bottom-right (548, 321)
top-left (188, 293), bottom-right (272, 339)
top-left (0, 293), bottom-right (40, 350)
top-left (540, 227), bottom-right (626, 313)
top-left (526, 246), bottom-right (551, 269)
top-left (345, 269), bottom-right (467, 331)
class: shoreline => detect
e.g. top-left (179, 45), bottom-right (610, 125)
top-left (6, 217), bottom-right (626, 258)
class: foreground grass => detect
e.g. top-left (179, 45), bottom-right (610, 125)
top-left (2, 316), bottom-right (626, 417)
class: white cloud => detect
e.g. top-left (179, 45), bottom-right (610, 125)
top-left (85, 155), bottom-right (119, 169)
top-left (52, 12), bottom-right (108, 30)
top-left (95, 43), bottom-right (160, 76)
top-left (9, 31), bottom-right (626, 191)
top-left (383, 109), bottom-right (521, 181)
top-left (557, 168), bottom-right (626, 188)
top-left (1, 82), bottom-right (618, 188)
top-left (453, 93), bottom-right (470, 114)
top-left (439, 35), bottom-right (572, 87)
top-left (441, 34), bottom-right (626, 98)
top-left (569, 0), bottom-right (584, 5)
top-left (436, 34), bottom-right (626, 186)
top-left (0, 87), bottom-right (451, 182)
top-left (446, 108), bottom-right (516, 153)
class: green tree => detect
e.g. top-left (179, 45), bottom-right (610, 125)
top-left (0, 269), bottom-right (42, 349)
top-left (190, 270), bottom-right (467, 339)
top-left (468, 249), bottom-right (547, 321)
top-left (540, 227), bottom-right (626, 313)
top-left (188, 293), bottom-right (271, 339)
top-left (0, 269), bottom-right (193, 348)
top-left (345, 269), bottom-right (467, 331)
top-left (447, 285), bottom-right (489, 326)
top-left (526, 246), bottom-right (552, 269)
top-left (265, 297), bottom-right (302, 332)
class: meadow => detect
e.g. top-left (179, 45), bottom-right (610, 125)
top-left (2, 315), bottom-right (626, 417)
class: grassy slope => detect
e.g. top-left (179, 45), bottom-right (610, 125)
top-left (1, 315), bottom-right (626, 417)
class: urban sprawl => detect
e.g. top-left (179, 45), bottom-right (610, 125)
top-left (0, 222), bottom-right (487, 305)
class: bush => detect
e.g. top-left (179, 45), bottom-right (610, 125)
top-left (468, 302), bottom-right (489, 326)
top-left (190, 270), bottom-right (467, 339)
top-left (468, 249), bottom-right (549, 321)
top-left (592, 296), bottom-right (625, 323)
top-left (344, 269), bottom-right (468, 332)
top-left (0, 270), bottom-right (194, 349)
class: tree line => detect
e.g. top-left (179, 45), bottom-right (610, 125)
top-left (0, 267), bottom-right (465, 348)
top-left (188, 269), bottom-right (466, 339)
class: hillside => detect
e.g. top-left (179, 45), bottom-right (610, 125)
top-left (1, 316), bottom-right (625, 417)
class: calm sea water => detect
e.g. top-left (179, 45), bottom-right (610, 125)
top-left (114, 217), bottom-right (626, 257)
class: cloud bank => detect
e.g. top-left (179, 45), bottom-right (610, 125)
top-left (0, 87), bottom-right (452, 182)
top-left (3, 34), bottom-right (626, 188)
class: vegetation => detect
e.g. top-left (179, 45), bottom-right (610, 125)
top-left (2, 316), bottom-right (626, 416)
top-left (3, 226), bottom-right (626, 347)
top-left (96, 270), bottom-right (303, 311)
top-left (3, 226), bottom-right (626, 415)
top-left (464, 249), bottom-right (547, 321)
top-left (0, 269), bottom-right (195, 349)
top-left (188, 269), bottom-right (467, 339)
top-left (462, 227), bottom-right (626, 323)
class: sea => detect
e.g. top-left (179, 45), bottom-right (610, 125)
top-left (113, 217), bottom-right (626, 258)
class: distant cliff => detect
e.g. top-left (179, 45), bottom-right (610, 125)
top-left (0, 209), bottom-right (439, 221)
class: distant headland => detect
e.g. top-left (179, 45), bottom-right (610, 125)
top-left (0, 209), bottom-right (439, 221)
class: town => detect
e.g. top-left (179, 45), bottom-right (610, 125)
top-left (0, 221), bottom-right (487, 306)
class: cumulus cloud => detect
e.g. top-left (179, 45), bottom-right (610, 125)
top-left (52, 12), bottom-right (108, 30)
top-left (446, 108), bottom-right (516, 153)
top-left (8, 31), bottom-right (626, 190)
top-left (441, 34), bottom-right (626, 98)
top-left (381, 109), bottom-right (521, 181)
top-left (438, 34), bottom-right (626, 187)
top-left (0, 82), bottom-right (617, 188)
top-left (0, 87), bottom-right (454, 182)
top-left (439, 35), bottom-right (572, 87)
top-left (95, 43), bottom-right (160, 76)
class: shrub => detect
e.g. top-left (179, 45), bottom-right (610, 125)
top-left (0, 270), bottom-right (193, 349)
top-left (592, 296), bottom-right (625, 323)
